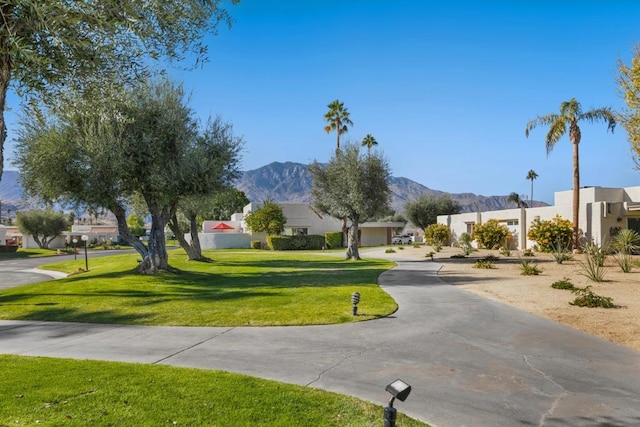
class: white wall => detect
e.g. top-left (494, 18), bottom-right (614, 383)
top-left (191, 233), bottom-right (252, 249)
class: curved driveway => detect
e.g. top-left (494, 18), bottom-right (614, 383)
top-left (2, 250), bottom-right (640, 426)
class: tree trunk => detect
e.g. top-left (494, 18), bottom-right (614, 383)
top-left (0, 37), bottom-right (11, 180)
top-left (168, 213), bottom-right (206, 261)
top-left (112, 204), bottom-right (148, 257)
top-left (140, 206), bottom-right (170, 274)
top-left (344, 221), bottom-right (360, 260)
top-left (570, 122), bottom-right (582, 250)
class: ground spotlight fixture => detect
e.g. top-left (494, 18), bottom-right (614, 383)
top-left (384, 379), bottom-right (411, 427)
top-left (351, 291), bottom-right (360, 315)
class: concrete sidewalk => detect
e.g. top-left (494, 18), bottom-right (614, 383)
top-left (2, 250), bottom-right (640, 426)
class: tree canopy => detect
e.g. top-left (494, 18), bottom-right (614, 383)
top-left (15, 78), bottom-right (243, 273)
top-left (243, 200), bottom-right (286, 236)
top-left (404, 194), bottom-right (460, 232)
top-left (16, 208), bottom-right (67, 249)
top-left (0, 0), bottom-right (239, 179)
top-left (618, 45), bottom-right (640, 168)
top-left (309, 142), bottom-right (391, 260)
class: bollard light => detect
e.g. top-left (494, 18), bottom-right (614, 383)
top-left (384, 379), bottom-right (411, 427)
top-left (351, 291), bottom-right (360, 315)
top-left (72, 238), bottom-right (78, 261)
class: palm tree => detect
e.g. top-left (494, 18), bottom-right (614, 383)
top-left (526, 98), bottom-right (615, 249)
top-left (324, 100), bottom-right (353, 154)
top-left (507, 192), bottom-right (528, 208)
top-left (361, 134), bottom-right (378, 155)
top-left (526, 170), bottom-right (538, 207)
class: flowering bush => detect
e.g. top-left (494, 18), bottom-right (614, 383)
top-left (527, 215), bottom-right (573, 252)
top-left (424, 223), bottom-right (451, 250)
top-left (472, 219), bottom-right (511, 249)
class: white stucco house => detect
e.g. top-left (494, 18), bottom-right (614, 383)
top-left (438, 186), bottom-right (640, 250)
top-left (195, 202), bottom-right (406, 249)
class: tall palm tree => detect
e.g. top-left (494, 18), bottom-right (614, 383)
top-left (361, 134), bottom-right (378, 155)
top-left (324, 100), bottom-right (353, 154)
top-left (526, 98), bottom-right (615, 249)
top-left (507, 192), bottom-right (528, 208)
top-left (526, 169), bottom-right (538, 207)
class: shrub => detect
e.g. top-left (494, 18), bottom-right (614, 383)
top-left (527, 215), bottom-right (573, 252)
top-left (551, 277), bottom-right (575, 290)
top-left (570, 286), bottom-right (614, 308)
top-left (325, 231), bottom-right (343, 249)
top-left (578, 242), bottom-right (608, 282)
top-left (266, 235), bottom-right (325, 251)
top-left (612, 229), bottom-right (640, 273)
top-left (250, 240), bottom-right (262, 249)
top-left (450, 254), bottom-right (466, 259)
top-left (472, 219), bottom-right (511, 250)
top-left (473, 259), bottom-right (495, 269)
top-left (519, 259), bottom-right (542, 275)
top-left (385, 248), bottom-right (396, 253)
top-left (522, 248), bottom-right (534, 257)
top-left (456, 232), bottom-right (474, 255)
top-left (424, 224), bottom-right (451, 251)
top-left (482, 255), bottom-right (499, 262)
top-left (426, 251), bottom-right (435, 260)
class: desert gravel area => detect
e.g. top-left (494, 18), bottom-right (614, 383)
top-left (401, 245), bottom-right (640, 352)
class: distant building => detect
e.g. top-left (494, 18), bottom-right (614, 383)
top-left (194, 202), bottom-right (406, 249)
top-left (438, 186), bottom-right (640, 250)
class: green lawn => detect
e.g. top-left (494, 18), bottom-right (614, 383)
top-left (0, 355), bottom-right (427, 426)
top-left (0, 250), bottom-right (398, 326)
top-left (0, 247), bottom-right (69, 259)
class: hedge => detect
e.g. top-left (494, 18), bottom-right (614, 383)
top-left (266, 235), bottom-right (326, 250)
top-left (325, 231), bottom-right (343, 248)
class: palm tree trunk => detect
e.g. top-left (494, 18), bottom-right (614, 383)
top-left (571, 124), bottom-right (581, 250)
top-left (530, 179), bottom-right (534, 207)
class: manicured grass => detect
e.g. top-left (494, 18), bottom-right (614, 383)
top-left (0, 250), bottom-right (398, 326)
top-left (0, 355), bottom-right (427, 426)
top-left (0, 247), bottom-right (67, 259)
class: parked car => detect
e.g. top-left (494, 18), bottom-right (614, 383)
top-left (392, 235), bottom-right (412, 244)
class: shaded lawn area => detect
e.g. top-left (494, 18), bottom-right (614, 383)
top-left (0, 247), bottom-right (69, 259)
top-left (0, 250), bottom-right (398, 326)
top-left (0, 355), bottom-right (427, 426)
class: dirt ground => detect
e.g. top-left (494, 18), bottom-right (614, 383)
top-left (405, 246), bottom-right (640, 352)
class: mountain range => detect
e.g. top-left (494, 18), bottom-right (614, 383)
top-left (235, 162), bottom-right (545, 213)
top-left (0, 163), bottom-right (546, 216)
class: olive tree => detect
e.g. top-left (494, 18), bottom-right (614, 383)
top-left (404, 194), bottom-right (460, 232)
top-left (0, 0), bottom-right (239, 179)
top-left (15, 79), bottom-right (243, 273)
top-left (16, 209), bottom-right (67, 249)
top-left (309, 142), bottom-right (391, 260)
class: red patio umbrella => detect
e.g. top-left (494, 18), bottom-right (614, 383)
top-left (211, 222), bottom-right (235, 232)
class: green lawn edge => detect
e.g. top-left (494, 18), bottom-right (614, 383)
top-left (0, 250), bottom-right (399, 326)
top-left (0, 355), bottom-right (427, 426)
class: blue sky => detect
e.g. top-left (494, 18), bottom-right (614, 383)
top-left (4, 1), bottom-right (640, 204)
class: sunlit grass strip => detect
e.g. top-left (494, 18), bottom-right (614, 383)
top-left (0, 250), bottom-right (398, 326)
top-left (0, 355), bottom-right (427, 426)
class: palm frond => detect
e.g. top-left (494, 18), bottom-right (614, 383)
top-left (545, 119), bottom-right (567, 155)
top-left (560, 98), bottom-right (581, 118)
top-left (525, 114), bottom-right (559, 137)
top-left (581, 108), bottom-right (616, 133)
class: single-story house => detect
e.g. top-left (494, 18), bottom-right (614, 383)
top-left (194, 202), bottom-right (406, 249)
top-left (438, 186), bottom-right (640, 250)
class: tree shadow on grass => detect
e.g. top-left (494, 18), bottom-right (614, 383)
top-left (14, 307), bottom-right (152, 325)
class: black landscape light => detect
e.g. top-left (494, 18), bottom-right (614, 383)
top-left (384, 379), bottom-right (411, 427)
top-left (81, 234), bottom-right (89, 271)
top-left (351, 291), bottom-right (360, 315)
